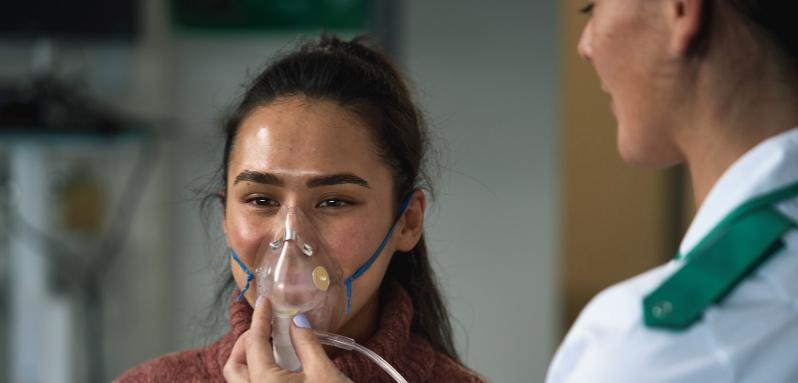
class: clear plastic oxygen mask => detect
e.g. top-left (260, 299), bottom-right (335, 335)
top-left (254, 207), bottom-right (345, 371)
top-left (230, 199), bottom-right (412, 383)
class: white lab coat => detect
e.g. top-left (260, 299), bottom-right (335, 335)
top-left (547, 127), bottom-right (798, 383)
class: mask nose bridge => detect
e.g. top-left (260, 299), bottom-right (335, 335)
top-left (271, 206), bottom-right (314, 256)
top-left (284, 227), bottom-right (298, 242)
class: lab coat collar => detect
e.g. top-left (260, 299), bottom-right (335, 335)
top-left (679, 127), bottom-right (798, 257)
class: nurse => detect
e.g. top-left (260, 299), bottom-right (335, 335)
top-left (548, 1), bottom-right (798, 382)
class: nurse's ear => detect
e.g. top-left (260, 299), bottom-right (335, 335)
top-left (667, 0), bottom-right (707, 56)
top-left (395, 190), bottom-right (426, 252)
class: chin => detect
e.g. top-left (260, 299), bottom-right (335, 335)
top-left (617, 130), bottom-right (684, 168)
top-left (618, 149), bottom-right (654, 167)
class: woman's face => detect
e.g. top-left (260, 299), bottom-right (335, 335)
top-left (223, 96), bottom-right (416, 328)
top-left (578, 0), bottom-right (685, 166)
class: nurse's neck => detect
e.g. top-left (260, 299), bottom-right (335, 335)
top-left (677, 57), bottom-right (798, 209)
top-left (684, 110), bottom-right (798, 208)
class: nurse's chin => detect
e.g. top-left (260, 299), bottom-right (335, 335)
top-left (615, 133), bottom-right (685, 169)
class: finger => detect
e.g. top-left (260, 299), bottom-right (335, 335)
top-left (289, 314), bottom-right (336, 373)
top-left (224, 332), bottom-right (251, 383)
top-left (228, 331), bottom-right (249, 366)
top-left (246, 296), bottom-right (275, 376)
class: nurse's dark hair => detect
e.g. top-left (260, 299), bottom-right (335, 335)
top-left (731, 1), bottom-right (797, 62)
top-left (209, 34), bottom-right (460, 362)
top-left (702, 0), bottom-right (798, 69)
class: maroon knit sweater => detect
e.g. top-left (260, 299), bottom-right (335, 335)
top-left (116, 283), bottom-right (484, 382)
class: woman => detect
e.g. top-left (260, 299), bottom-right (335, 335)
top-left (117, 35), bottom-right (483, 382)
top-left (549, 0), bottom-right (798, 382)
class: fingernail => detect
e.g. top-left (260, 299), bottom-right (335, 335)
top-left (293, 314), bottom-right (311, 329)
top-left (255, 296), bottom-right (263, 307)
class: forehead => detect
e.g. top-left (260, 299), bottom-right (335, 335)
top-left (229, 97), bottom-right (384, 178)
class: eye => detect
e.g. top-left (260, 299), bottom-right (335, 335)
top-left (247, 197), bottom-right (279, 208)
top-left (580, 2), bottom-right (594, 15)
top-left (317, 198), bottom-right (352, 208)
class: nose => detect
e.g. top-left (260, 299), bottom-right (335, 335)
top-left (577, 23), bottom-right (593, 62)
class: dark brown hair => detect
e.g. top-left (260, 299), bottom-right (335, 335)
top-left (727, 0), bottom-right (797, 66)
top-left (212, 34), bottom-right (460, 362)
top-left (689, 0), bottom-right (798, 72)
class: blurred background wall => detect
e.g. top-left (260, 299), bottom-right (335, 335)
top-left (402, 1), bottom-right (559, 379)
top-left (0, 1), bottom-right (691, 382)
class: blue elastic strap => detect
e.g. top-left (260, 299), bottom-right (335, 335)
top-left (230, 250), bottom-right (253, 303)
top-left (344, 195), bottom-right (413, 315)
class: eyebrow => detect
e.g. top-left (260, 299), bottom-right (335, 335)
top-left (306, 173), bottom-right (370, 189)
top-left (233, 170), bottom-right (370, 189)
top-left (234, 170), bottom-right (283, 186)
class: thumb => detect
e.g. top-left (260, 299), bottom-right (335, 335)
top-left (289, 314), bottom-right (336, 373)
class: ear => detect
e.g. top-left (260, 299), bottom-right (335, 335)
top-left (395, 190), bottom-right (426, 252)
top-left (668, 0), bottom-right (706, 56)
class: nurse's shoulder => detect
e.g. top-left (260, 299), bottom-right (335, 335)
top-left (548, 231), bottom-right (798, 383)
top-left (547, 262), bottom-right (728, 383)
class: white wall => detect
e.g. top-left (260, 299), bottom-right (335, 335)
top-left (403, 1), bottom-right (560, 381)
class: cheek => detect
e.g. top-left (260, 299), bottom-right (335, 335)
top-left (592, 37), bottom-right (631, 90)
top-left (320, 203), bottom-right (397, 277)
top-left (591, 20), bottom-right (676, 164)
top-left (591, 8), bottom-right (652, 88)
top-left (324, 222), bottom-right (379, 275)
top-left (225, 212), bottom-right (269, 304)
top-left (225, 209), bottom-right (270, 264)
